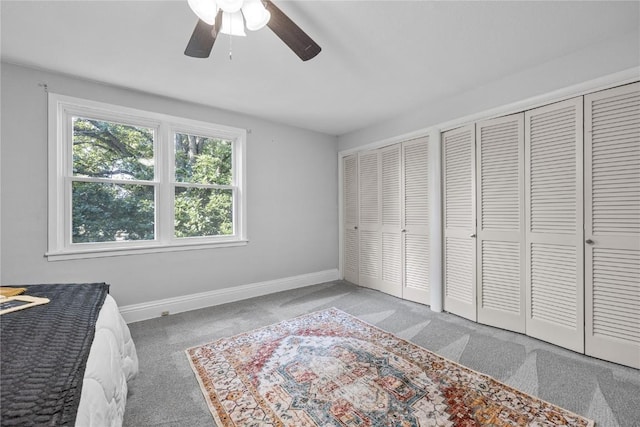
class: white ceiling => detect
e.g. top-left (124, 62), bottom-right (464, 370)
top-left (1, 1), bottom-right (639, 136)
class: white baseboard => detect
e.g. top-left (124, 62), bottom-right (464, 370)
top-left (119, 269), bottom-right (340, 323)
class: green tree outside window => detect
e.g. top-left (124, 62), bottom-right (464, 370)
top-left (71, 118), bottom-right (234, 243)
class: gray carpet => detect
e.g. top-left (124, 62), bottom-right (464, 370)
top-left (122, 281), bottom-right (640, 427)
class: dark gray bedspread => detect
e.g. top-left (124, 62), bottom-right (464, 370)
top-left (1, 283), bottom-right (109, 426)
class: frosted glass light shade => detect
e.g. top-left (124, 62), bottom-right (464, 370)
top-left (187, 0), bottom-right (218, 25)
top-left (220, 11), bottom-right (247, 36)
top-left (242, 0), bottom-right (271, 31)
top-left (217, 0), bottom-right (243, 13)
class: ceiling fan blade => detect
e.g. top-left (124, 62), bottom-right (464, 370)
top-left (264, 0), bottom-right (321, 61)
top-left (184, 12), bottom-right (223, 58)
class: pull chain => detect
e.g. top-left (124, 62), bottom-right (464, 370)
top-left (228, 16), bottom-right (233, 60)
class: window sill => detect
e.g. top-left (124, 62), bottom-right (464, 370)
top-left (45, 239), bottom-right (249, 261)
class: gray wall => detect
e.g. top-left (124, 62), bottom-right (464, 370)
top-left (0, 63), bottom-right (339, 307)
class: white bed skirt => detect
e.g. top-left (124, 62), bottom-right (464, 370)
top-left (75, 295), bottom-right (139, 427)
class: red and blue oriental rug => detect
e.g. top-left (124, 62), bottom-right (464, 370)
top-left (186, 308), bottom-right (593, 426)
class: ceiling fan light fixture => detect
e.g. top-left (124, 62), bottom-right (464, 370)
top-left (185, 0), bottom-right (321, 61)
top-left (217, 0), bottom-right (243, 13)
top-left (187, 0), bottom-right (218, 25)
top-left (242, 0), bottom-right (271, 31)
top-left (220, 11), bottom-right (247, 36)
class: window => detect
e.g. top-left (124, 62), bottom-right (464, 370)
top-left (48, 94), bottom-right (246, 260)
top-left (173, 132), bottom-right (234, 238)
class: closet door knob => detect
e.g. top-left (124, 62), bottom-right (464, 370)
top-left (585, 239), bottom-right (594, 244)
top-left (354, 226), bottom-right (358, 230)
top-left (470, 234), bottom-right (476, 238)
top-left (401, 229), bottom-right (407, 233)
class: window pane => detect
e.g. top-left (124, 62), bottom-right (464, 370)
top-left (72, 182), bottom-right (155, 243)
top-left (175, 133), bottom-right (232, 185)
top-left (174, 187), bottom-right (233, 237)
top-left (73, 117), bottom-right (154, 181)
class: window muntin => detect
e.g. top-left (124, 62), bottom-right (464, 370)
top-left (48, 94), bottom-right (246, 259)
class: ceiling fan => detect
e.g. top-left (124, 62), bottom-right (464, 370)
top-left (184, 0), bottom-right (321, 61)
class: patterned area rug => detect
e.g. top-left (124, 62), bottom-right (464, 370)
top-left (186, 308), bottom-right (594, 427)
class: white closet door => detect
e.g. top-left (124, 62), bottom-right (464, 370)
top-left (343, 154), bottom-right (359, 285)
top-left (525, 97), bottom-right (584, 353)
top-left (443, 124), bottom-right (477, 321)
top-left (476, 114), bottom-right (526, 333)
top-left (402, 136), bottom-right (430, 304)
top-left (380, 144), bottom-right (403, 297)
top-left (585, 82), bottom-right (640, 369)
top-left (359, 150), bottom-right (381, 290)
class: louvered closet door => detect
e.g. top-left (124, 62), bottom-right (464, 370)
top-left (525, 97), bottom-right (584, 353)
top-left (359, 150), bottom-right (382, 291)
top-left (476, 114), bottom-right (526, 333)
top-left (343, 154), bottom-right (359, 285)
top-left (380, 144), bottom-right (403, 298)
top-left (443, 124), bottom-right (477, 321)
top-left (402, 136), bottom-right (431, 304)
top-left (585, 83), bottom-right (640, 369)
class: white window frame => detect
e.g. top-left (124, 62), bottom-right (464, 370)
top-left (47, 93), bottom-right (247, 261)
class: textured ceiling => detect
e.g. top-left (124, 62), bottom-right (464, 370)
top-left (2, 1), bottom-right (639, 136)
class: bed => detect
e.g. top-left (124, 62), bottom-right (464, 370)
top-left (0, 283), bottom-right (138, 426)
